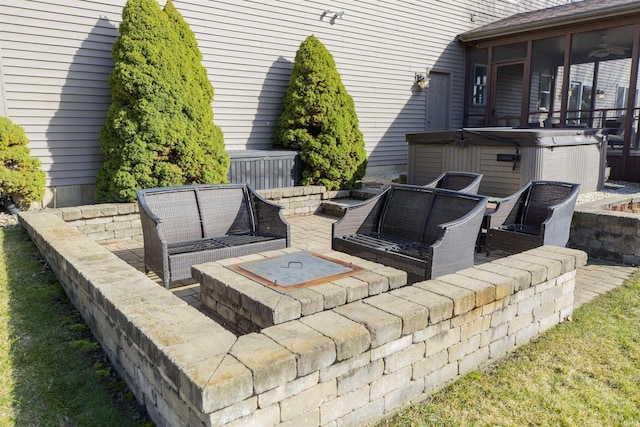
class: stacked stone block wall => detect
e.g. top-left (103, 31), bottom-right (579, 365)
top-left (50, 203), bottom-right (141, 243)
top-left (258, 185), bottom-right (350, 217)
top-left (43, 186), bottom-right (354, 244)
top-left (18, 210), bottom-right (585, 427)
top-left (570, 195), bottom-right (640, 265)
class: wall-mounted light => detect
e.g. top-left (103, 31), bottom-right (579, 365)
top-left (415, 70), bottom-right (430, 90)
top-left (321, 9), bottom-right (345, 25)
top-left (596, 89), bottom-right (605, 99)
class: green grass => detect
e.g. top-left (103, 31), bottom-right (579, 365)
top-left (379, 270), bottom-right (640, 427)
top-left (0, 227), bottom-right (152, 426)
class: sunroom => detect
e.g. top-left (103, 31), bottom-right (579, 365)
top-left (458, 0), bottom-right (640, 182)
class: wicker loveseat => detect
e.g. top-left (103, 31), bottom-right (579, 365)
top-left (424, 171), bottom-right (483, 194)
top-left (137, 184), bottom-right (289, 288)
top-left (484, 180), bottom-right (580, 255)
top-left (332, 184), bottom-right (488, 283)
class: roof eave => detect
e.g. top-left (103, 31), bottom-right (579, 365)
top-left (459, 3), bottom-right (640, 44)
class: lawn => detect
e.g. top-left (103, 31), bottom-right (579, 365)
top-left (0, 226), bottom-right (151, 426)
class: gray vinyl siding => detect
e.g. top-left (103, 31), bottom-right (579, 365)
top-left (0, 0), bottom-right (568, 192)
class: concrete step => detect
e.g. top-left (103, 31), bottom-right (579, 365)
top-left (321, 198), bottom-right (363, 217)
top-left (321, 187), bottom-right (384, 217)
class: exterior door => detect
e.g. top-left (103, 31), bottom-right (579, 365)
top-left (426, 72), bottom-right (450, 131)
top-left (491, 62), bottom-right (525, 127)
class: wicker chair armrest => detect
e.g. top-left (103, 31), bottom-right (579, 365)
top-left (431, 196), bottom-right (488, 249)
top-left (428, 197), bottom-right (487, 276)
top-left (539, 185), bottom-right (580, 245)
top-left (424, 172), bottom-right (483, 194)
top-left (332, 189), bottom-right (388, 237)
top-left (136, 191), bottom-right (170, 243)
top-left (485, 185), bottom-right (529, 229)
top-left (137, 197), bottom-right (170, 279)
top-left (136, 190), bottom-right (163, 225)
top-left (248, 186), bottom-right (290, 245)
top-left (424, 172), bottom-right (446, 188)
top-left (544, 185), bottom-right (580, 218)
top-left (464, 179), bottom-right (482, 195)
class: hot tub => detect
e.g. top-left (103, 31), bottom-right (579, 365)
top-left (406, 127), bottom-right (605, 197)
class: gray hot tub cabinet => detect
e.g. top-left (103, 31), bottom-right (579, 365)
top-left (406, 128), bottom-right (605, 197)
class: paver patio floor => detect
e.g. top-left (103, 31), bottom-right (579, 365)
top-left (103, 213), bottom-right (637, 315)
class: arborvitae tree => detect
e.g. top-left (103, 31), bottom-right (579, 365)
top-left (273, 35), bottom-right (366, 190)
top-left (0, 116), bottom-right (45, 208)
top-left (163, 0), bottom-right (228, 184)
top-left (96, 0), bottom-right (228, 202)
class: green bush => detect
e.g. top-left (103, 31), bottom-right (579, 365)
top-left (163, 0), bottom-right (228, 184)
top-left (0, 116), bottom-right (45, 208)
top-left (95, 0), bottom-right (228, 203)
top-left (273, 35), bottom-right (366, 190)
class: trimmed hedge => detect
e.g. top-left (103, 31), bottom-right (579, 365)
top-left (96, 0), bottom-right (228, 203)
top-left (274, 35), bottom-right (366, 190)
top-left (0, 116), bottom-right (45, 208)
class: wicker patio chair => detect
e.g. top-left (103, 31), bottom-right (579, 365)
top-left (424, 171), bottom-right (483, 194)
top-left (332, 184), bottom-right (488, 283)
top-left (137, 183), bottom-right (289, 288)
top-left (484, 180), bottom-right (580, 255)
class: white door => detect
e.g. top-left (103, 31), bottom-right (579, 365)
top-left (426, 72), bottom-right (450, 131)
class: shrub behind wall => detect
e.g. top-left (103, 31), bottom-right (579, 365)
top-left (0, 116), bottom-right (45, 208)
top-left (274, 35), bottom-right (367, 190)
top-left (95, 0), bottom-right (228, 203)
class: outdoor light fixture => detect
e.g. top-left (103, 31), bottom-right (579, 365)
top-left (596, 89), bottom-right (605, 99)
top-left (415, 69), bottom-right (430, 90)
top-left (321, 9), bottom-right (345, 24)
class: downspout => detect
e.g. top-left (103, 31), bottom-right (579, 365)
top-left (2, 197), bottom-right (20, 216)
top-left (0, 42), bottom-right (7, 117)
top-left (1, 46), bottom-right (20, 216)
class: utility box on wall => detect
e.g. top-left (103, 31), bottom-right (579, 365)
top-left (227, 150), bottom-right (301, 190)
top-left (406, 128), bottom-right (605, 198)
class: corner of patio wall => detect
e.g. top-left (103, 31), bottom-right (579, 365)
top-left (17, 207), bottom-right (586, 426)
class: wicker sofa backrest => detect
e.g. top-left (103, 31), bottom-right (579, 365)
top-left (379, 186), bottom-right (434, 241)
top-left (439, 174), bottom-right (476, 191)
top-left (426, 172), bottom-right (482, 194)
top-left (522, 182), bottom-right (575, 227)
top-left (197, 185), bottom-right (253, 237)
top-left (141, 188), bottom-right (203, 243)
top-left (422, 191), bottom-right (483, 245)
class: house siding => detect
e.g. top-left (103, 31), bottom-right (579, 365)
top-left (1, 0), bottom-right (568, 206)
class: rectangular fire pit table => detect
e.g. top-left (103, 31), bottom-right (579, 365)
top-left (191, 248), bottom-right (407, 334)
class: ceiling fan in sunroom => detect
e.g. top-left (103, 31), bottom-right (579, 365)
top-left (588, 34), bottom-right (628, 58)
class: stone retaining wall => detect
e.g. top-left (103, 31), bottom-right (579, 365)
top-left (570, 195), bottom-right (640, 265)
top-left (46, 185), bottom-right (354, 244)
top-left (18, 210), bottom-right (585, 427)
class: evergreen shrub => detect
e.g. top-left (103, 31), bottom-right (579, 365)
top-left (274, 35), bottom-right (366, 190)
top-left (0, 116), bottom-right (46, 208)
top-left (95, 0), bottom-right (228, 202)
